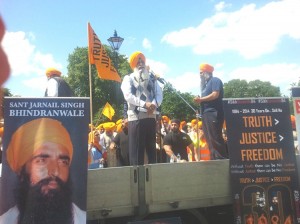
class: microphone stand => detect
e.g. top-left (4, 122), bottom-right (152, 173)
top-left (160, 79), bottom-right (199, 116)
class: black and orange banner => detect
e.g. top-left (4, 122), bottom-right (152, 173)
top-left (224, 97), bottom-right (300, 224)
top-left (88, 23), bottom-right (121, 82)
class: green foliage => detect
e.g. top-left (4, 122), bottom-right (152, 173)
top-left (65, 47), bottom-right (285, 125)
top-left (224, 79), bottom-right (281, 98)
top-left (290, 80), bottom-right (300, 88)
top-left (2, 88), bottom-right (13, 97)
top-left (160, 82), bottom-right (198, 121)
top-left (66, 46), bottom-right (132, 126)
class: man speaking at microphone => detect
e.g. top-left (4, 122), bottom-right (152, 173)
top-left (121, 51), bottom-right (163, 165)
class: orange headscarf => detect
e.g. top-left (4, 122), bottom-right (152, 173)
top-left (0, 126), bottom-right (4, 138)
top-left (191, 119), bottom-right (198, 127)
top-left (291, 115), bottom-right (296, 130)
top-left (102, 122), bottom-right (116, 132)
top-left (162, 115), bottom-right (170, 123)
top-left (129, 51), bottom-right (145, 69)
top-left (46, 68), bottom-right (62, 77)
top-left (200, 63), bottom-right (214, 73)
top-left (180, 121), bottom-right (186, 130)
top-left (6, 118), bottom-right (73, 173)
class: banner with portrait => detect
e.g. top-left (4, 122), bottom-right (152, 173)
top-left (0, 97), bottom-right (90, 224)
top-left (223, 97), bottom-right (300, 224)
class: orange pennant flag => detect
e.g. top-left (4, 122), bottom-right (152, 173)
top-left (88, 23), bottom-right (121, 82)
top-left (102, 102), bottom-right (115, 120)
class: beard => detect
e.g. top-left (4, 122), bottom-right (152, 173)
top-left (122, 126), bottom-right (128, 134)
top-left (171, 127), bottom-right (180, 133)
top-left (16, 167), bottom-right (74, 224)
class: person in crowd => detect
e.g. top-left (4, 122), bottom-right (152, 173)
top-left (109, 118), bottom-right (130, 166)
top-left (195, 121), bottom-right (210, 161)
top-left (186, 122), bottom-right (192, 133)
top-left (44, 68), bottom-right (74, 97)
top-left (161, 115), bottom-right (171, 137)
top-left (97, 123), bottom-right (105, 135)
top-left (99, 122), bottom-right (117, 152)
top-left (163, 118), bottom-right (194, 162)
top-left (156, 131), bottom-right (167, 163)
top-left (0, 16), bottom-right (10, 176)
top-left (291, 115), bottom-right (299, 154)
top-left (88, 130), bottom-right (106, 169)
top-left (121, 51), bottom-right (163, 165)
top-left (100, 122), bottom-right (118, 167)
top-left (193, 63), bottom-right (228, 160)
top-left (0, 118), bottom-right (85, 224)
top-left (180, 120), bottom-right (187, 133)
top-left (0, 126), bottom-right (3, 168)
top-left (0, 16), bottom-right (10, 86)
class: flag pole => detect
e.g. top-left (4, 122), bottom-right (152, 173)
top-left (88, 22), bottom-right (93, 129)
top-left (89, 63), bottom-right (93, 128)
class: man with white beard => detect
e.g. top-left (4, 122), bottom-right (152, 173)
top-left (121, 51), bottom-right (163, 165)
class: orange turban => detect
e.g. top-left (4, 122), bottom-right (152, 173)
top-left (88, 130), bottom-right (99, 144)
top-left (6, 118), bottom-right (73, 173)
top-left (180, 121), bottom-right (186, 131)
top-left (129, 51), bottom-right (145, 69)
top-left (162, 115), bottom-right (170, 123)
top-left (116, 123), bottom-right (122, 133)
top-left (200, 63), bottom-right (214, 73)
top-left (97, 123), bottom-right (104, 130)
top-left (115, 119), bottom-right (123, 133)
top-left (46, 67), bottom-right (62, 77)
top-left (116, 119), bottom-right (122, 125)
top-left (191, 119), bottom-right (197, 126)
top-left (198, 121), bottom-right (202, 129)
top-left (102, 122), bottom-right (116, 132)
top-left (0, 126), bottom-right (3, 137)
top-left (291, 115), bottom-right (296, 130)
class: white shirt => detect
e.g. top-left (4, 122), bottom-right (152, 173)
top-left (46, 78), bottom-right (58, 97)
top-left (121, 72), bottom-right (163, 121)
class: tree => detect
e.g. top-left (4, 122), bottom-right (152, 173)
top-left (66, 46), bottom-right (132, 126)
top-left (223, 79), bottom-right (249, 98)
top-left (224, 79), bottom-right (281, 98)
top-left (1, 87), bottom-right (13, 119)
top-left (160, 82), bottom-right (198, 121)
top-left (248, 80), bottom-right (281, 97)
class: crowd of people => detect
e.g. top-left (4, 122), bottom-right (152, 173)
top-left (87, 113), bottom-right (230, 169)
top-left (88, 53), bottom-right (230, 168)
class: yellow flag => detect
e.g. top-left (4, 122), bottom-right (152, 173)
top-left (88, 23), bottom-right (121, 82)
top-left (102, 102), bottom-right (115, 120)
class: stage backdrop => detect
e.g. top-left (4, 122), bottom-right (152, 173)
top-left (223, 97), bottom-right (300, 224)
top-left (0, 97), bottom-right (90, 219)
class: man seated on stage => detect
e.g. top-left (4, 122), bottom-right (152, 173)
top-left (163, 118), bottom-right (194, 162)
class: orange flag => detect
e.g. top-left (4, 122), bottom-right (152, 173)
top-left (102, 102), bottom-right (115, 120)
top-left (88, 23), bottom-right (121, 82)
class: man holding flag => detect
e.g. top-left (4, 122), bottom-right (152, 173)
top-left (121, 51), bottom-right (163, 165)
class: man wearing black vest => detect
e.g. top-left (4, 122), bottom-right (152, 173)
top-left (44, 68), bottom-right (74, 97)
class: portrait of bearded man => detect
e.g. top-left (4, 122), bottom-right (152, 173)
top-left (0, 118), bottom-right (86, 224)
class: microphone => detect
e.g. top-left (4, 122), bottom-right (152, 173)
top-left (139, 68), bottom-right (143, 75)
top-left (150, 71), bottom-right (165, 84)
